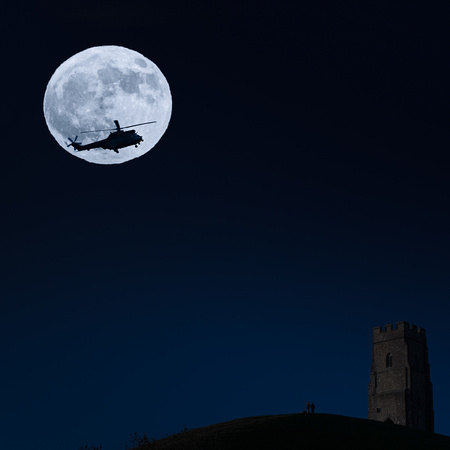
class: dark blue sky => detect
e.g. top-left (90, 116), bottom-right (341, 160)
top-left (1, 2), bottom-right (450, 449)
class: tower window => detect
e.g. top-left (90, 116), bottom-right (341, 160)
top-left (386, 353), bottom-right (393, 368)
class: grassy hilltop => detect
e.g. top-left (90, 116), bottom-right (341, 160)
top-left (130, 413), bottom-right (450, 450)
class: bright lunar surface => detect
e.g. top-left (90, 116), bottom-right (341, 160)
top-left (43, 46), bottom-right (172, 164)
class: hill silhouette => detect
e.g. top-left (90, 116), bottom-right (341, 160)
top-left (130, 413), bottom-right (450, 450)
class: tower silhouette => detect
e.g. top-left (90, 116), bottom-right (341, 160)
top-left (368, 322), bottom-right (434, 432)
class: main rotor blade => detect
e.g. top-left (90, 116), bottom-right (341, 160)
top-left (80, 128), bottom-right (116, 134)
top-left (80, 121), bottom-right (156, 133)
top-left (120, 121), bottom-right (156, 129)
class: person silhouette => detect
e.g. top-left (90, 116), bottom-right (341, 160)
top-left (306, 401), bottom-right (310, 413)
top-left (310, 402), bottom-right (315, 413)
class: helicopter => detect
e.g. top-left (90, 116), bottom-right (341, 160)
top-left (67, 120), bottom-right (156, 153)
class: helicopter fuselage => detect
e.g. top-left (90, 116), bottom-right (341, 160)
top-left (72, 130), bottom-right (143, 153)
top-left (67, 120), bottom-right (156, 154)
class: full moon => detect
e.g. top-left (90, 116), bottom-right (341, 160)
top-left (43, 45), bottom-right (172, 164)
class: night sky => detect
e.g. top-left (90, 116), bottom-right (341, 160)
top-left (2, 2), bottom-right (450, 449)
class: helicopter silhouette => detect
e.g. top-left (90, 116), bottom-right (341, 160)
top-left (67, 120), bottom-right (156, 153)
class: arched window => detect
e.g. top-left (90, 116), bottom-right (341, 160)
top-left (386, 353), bottom-right (393, 368)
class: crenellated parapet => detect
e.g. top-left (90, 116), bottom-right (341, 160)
top-left (372, 321), bottom-right (426, 344)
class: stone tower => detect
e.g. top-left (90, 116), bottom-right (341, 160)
top-left (368, 322), bottom-right (434, 432)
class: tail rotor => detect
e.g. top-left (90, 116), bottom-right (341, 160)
top-left (67, 136), bottom-right (82, 151)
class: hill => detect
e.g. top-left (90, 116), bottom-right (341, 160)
top-left (130, 413), bottom-right (450, 450)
